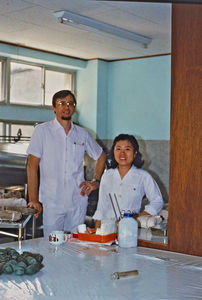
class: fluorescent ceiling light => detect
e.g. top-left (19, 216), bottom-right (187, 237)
top-left (53, 10), bottom-right (152, 47)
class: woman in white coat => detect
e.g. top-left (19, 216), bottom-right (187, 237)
top-left (93, 134), bottom-right (163, 228)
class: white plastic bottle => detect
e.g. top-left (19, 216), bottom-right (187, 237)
top-left (118, 212), bottom-right (138, 248)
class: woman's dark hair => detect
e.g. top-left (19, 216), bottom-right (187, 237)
top-left (109, 134), bottom-right (144, 169)
top-left (52, 90), bottom-right (76, 107)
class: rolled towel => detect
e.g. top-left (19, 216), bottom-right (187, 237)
top-left (137, 215), bottom-right (162, 229)
top-left (0, 198), bottom-right (27, 207)
top-left (0, 210), bottom-right (22, 222)
top-left (96, 219), bottom-right (116, 235)
top-left (158, 209), bottom-right (168, 221)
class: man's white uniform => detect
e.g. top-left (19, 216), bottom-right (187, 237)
top-left (27, 119), bottom-right (102, 236)
top-left (93, 165), bottom-right (163, 221)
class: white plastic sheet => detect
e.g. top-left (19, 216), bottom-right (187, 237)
top-left (0, 237), bottom-right (201, 300)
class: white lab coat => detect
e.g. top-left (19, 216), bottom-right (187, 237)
top-left (27, 119), bottom-right (102, 236)
top-left (93, 165), bottom-right (163, 221)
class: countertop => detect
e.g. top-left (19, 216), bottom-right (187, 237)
top-left (0, 237), bottom-right (201, 300)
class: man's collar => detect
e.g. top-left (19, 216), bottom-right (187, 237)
top-left (52, 118), bottom-right (75, 132)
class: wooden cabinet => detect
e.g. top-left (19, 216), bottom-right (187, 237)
top-left (139, 4), bottom-right (202, 256)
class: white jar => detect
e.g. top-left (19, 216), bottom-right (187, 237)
top-left (118, 212), bottom-right (138, 248)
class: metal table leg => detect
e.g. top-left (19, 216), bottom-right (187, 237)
top-left (32, 215), bottom-right (36, 239)
top-left (18, 226), bottom-right (22, 241)
top-left (24, 226), bottom-right (26, 240)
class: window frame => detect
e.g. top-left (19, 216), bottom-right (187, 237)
top-left (0, 58), bottom-right (9, 104)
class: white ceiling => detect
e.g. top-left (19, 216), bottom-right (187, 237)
top-left (0, 0), bottom-right (171, 60)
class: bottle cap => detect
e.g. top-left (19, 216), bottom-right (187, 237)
top-left (123, 212), bottom-right (133, 218)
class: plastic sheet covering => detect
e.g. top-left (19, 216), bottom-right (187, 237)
top-left (0, 237), bottom-right (201, 300)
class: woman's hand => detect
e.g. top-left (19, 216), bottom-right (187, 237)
top-left (95, 220), bottom-right (101, 230)
top-left (133, 211), bottom-right (150, 227)
top-left (136, 211), bottom-right (150, 218)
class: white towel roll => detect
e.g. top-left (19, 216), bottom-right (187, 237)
top-left (137, 215), bottom-right (162, 229)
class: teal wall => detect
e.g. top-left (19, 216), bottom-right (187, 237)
top-left (106, 56), bottom-right (171, 140)
top-left (76, 55), bottom-right (171, 141)
top-left (0, 43), bottom-right (171, 141)
top-left (76, 60), bottom-right (98, 138)
top-left (97, 60), bottom-right (108, 140)
top-left (0, 105), bottom-right (54, 123)
top-left (76, 59), bottom-right (108, 139)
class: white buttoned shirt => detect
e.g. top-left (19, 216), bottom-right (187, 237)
top-left (93, 165), bottom-right (163, 220)
top-left (27, 119), bottom-right (102, 213)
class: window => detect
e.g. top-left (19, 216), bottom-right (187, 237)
top-left (10, 62), bottom-right (42, 105)
top-left (45, 70), bottom-right (72, 106)
top-left (9, 61), bottom-right (74, 106)
top-left (11, 124), bottom-right (35, 139)
top-left (0, 122), bottom-right (35, 143)
top-left (0, 58), bottom-right (75, 144)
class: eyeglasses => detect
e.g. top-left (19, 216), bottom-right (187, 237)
top-left (57, 100), bottom-right (76, 107)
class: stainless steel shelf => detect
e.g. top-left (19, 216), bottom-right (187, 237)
top-left (0, 214), bottom-right (35, 241)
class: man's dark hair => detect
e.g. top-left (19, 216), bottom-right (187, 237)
top-left (109, 133), bottom-right (144, 169)
top-left (52, 90), bottom-right (76, 107)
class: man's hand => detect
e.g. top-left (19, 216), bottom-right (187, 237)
top-left (27, 155), bottom-right (41, 218)
top-left (27, 201), bottom-right (42, 218)
top-left (79, 150), bottom-right (105, 196)
top-left (79, 180), bottom-right (100, 196)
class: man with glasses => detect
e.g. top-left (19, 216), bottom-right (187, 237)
top-left (27, 90), bottom-right (106, 237)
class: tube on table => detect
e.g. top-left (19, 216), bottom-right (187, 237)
top-left (111, 269), bottom-right (139, 280)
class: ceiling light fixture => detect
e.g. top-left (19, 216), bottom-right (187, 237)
top-left (53, 10), bottom-right (152, 47)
